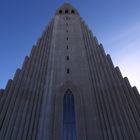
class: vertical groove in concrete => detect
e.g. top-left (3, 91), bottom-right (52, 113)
top-left (35, 20), bottom-right (55, 140)
top-left (0, 89), bottom-right (4, 101)
top-left (132, 87), bottom-right (140, 105)
top-left (1, 63), bottom-right (28, 139)
top-left (124, 78), bottom-right (140, 116)
top-left (0, 19), bottom-right (54, 139)
top-left (81, 21), bottom-right (102, 140)
top-left (104, 49), bottom-right (139, 139)
top-left (31, 20), bottom-right (54, 140)
top-left (25, 31), bottom-right (48, 140)
top-left (0, 67), bottom-right (22, 131)
top-left (21, 23), bottom-right (52, 140)
top-left (88, 30), bottom-right (116, 140)
top-left (114, 66), bottom-right (139, 139)
top-left (98, 45), bottom-right (131, 139)
top-left (81, 21), bottom-right (106, 140)
top-left (100, 36), bottom-right (140, 139)
top-left (0, 79), bottom-right (13, 116)
top-left (97, 46), bottom-right (125, 140)
top-left (15, 46), bottom-right (41, 140)
top-left (123, 78), bottom-right (140, 131)
top-left (81, 21), bottom-right (113, 140)
top-left (81, 17), bottom-right (140, 140)
top-left (84, 25), bottom-right (97, 140)
top-left (94, 42), bottom-right (121, 140)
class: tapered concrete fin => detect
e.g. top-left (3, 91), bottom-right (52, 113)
top-left (83, 22), bottom-right (115, 138)
top-left (0, 80), bottom-right (12, 106)
top-left (132, 86), bottom-right (140, 104)
top-left (98, 39), bottom-right (130, 139)
top-left (22, 56), bottom-right (29, 69)
top-left (110, 61), bottom-right (140, 138)
top-left (4, 79), bottom-right (13, 93)
top-left (85, 28), bottom-right (112, 138)
top-left (124, 77), bottom-right (131, 87)
top-left (10, 19), bottom-right (54, 140)
top-left (99, 44), bottom-right (105, 52)
top-left (13, 68), bottom-right (21, 82)
top-left (93, 36), bottom-right (99, 46)
top-left (29, 45), bottom-right (36, 57)
top-left (115, 66), bottom-right (123, 78)
top-left (0, 89), bottom-right (4, 94)
top-left (0, 89), bottom-right (4, 100)
top-left (133, 86), bottom-right (140, 95)
top-left (33, 21), bottom-right (52, 49)
top-left (36, 37), bottom-right (43, 46)
top-left (123, 77), bottom-right (140, 133)
top-left (82, 24), bottom-right (105, 139)
top-left (132, 87), bottom-right (140, 105)
top-left (123, 77), bottom-right (140, 111)
top-left (89, 30), bottom-right (94, 38)
top-left (106, 54), bottom-right (114, 68)
top-left (22, 34), bottom-right (50, 139)
top-left (98, 58), bottom-right (118, 138)
top-left (3, 47), bottom-right (37, 139)
top-left (0, 79), bottom-right (13, 128)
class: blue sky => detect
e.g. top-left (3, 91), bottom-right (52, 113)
top-left (0, 0), bottom-right (140, 91)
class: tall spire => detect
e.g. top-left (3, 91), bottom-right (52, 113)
top-left (0, 3), bottom-right (140, 140)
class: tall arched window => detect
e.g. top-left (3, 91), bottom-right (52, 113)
top-left (63, 89), bottom-right (76, 140)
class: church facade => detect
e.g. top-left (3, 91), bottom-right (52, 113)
top-left (0, 3), bottom-right (140, 140)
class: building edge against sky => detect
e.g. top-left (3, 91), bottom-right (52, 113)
top-left (0, 1), bottom-right (140, 93)
top-left (0, 3), bottom-right (140, 140)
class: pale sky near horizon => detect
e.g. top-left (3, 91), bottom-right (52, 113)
top-left (0, 0), bottom-right (140, 92)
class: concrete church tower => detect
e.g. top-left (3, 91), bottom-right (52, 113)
top-left (0, 3), bottom-right (140, 140)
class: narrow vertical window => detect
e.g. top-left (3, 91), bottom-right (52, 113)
top-left (67, 69), bottom-right (69, 74)
top-left (67, 56), bottom-right (69, 60)
top-left (63, 89), bottom-right (76, 140)
top-left (71, 10), bottom-right (75, 14)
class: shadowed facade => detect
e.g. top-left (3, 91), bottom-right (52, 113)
top-left (0, 3), bottom-right (140, 140)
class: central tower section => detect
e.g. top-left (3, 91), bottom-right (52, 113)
top-left (1, 3), bottom-right (140, 140)
top-left (54, 3), bottom-right (89, 85)
top-left (38, 3), bottom-right (99, 140)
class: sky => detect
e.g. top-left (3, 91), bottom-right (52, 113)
top-left (0, 0), bottom-right (140, 92)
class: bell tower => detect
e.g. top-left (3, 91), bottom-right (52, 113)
top-left (0, 3), bottom-right (140, 140)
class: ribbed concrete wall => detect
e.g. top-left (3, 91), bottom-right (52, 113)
top-left (0, 3), bottom-right (140, 140)
top-left (0, 19), bottom-right (54, 140)
top-left (81, 19), bottom-right (140, 139)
